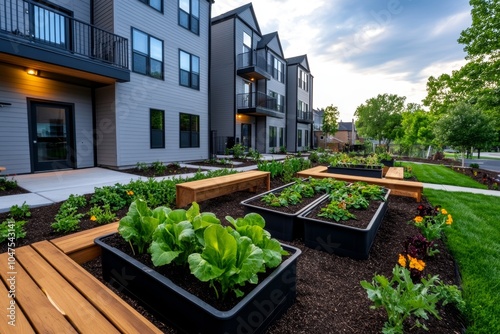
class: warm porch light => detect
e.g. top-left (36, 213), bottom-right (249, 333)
top-left (26, 68), bottom-right (38, 76)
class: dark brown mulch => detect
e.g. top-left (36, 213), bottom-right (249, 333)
top-left (0, 186), bottom-right (29, 197)
top-left (120, 163), bottom-right (203, 178)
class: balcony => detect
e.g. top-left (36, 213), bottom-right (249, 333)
top-left (297, 110), bottom-right (313, 124)
top-left (0, 0), bottom-right (129, 84)
top-left (236, 49), bottom-right (271, 81)
top-left (237, 92), bottom-right (284, 118)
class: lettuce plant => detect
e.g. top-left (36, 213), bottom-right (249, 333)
top-left (188, 224), bottom-right (264, 299)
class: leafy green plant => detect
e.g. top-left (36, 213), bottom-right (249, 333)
top-left (410, 205), bottom-right (453, 242)
top-left (91, 184), bottom-right (129, 211)
top-left (118, 199), bottom-right (160, 255)
top-left (9, 201), bottom-right (31, 219)
top-left (0, 176), bottom-right (17, 191)
top-left (469, 163), bottom-right (479, 169)
top-left (87, 204), bottom-right (116, 224)
top-left (360, 265), bottom-right (464, 334)
top-left (231, 143), bottom-right (246, 159)
top-left (188, 224), bottom-right (264, 299)
top-left (257, 160), bottom-right (284, 179)
top-left (136, 162), bottom-right (148, 170)
top-left (0, 219), bottom-right (27, 243)
top-left (246, 148), bottom-right (262, 161)
top-left (51, 194), bottom-right (87, 233)
top-left (349, 182), bottom-right (387, 201)
top-left (151, 160), bottom-right (166, 175)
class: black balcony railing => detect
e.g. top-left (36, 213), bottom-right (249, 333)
top-left (0, 0), bottom-right (128, 69)
top-left (237, 49), bottom-right (268, 72)
top-left (297, 110), bottom-right (313, 121)
top-left (237, 92), bottom-right (283, 113)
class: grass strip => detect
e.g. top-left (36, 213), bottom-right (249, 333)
top-left (402, 162), bottom-right (487, 189)
top-left (424, 189), bottom-right (500, 334)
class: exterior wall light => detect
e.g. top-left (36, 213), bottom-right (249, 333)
top-left (26, 68), bottom-right (38, 76)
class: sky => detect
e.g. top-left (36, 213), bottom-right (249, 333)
top-left (211, 0), bottom-right (473, 122)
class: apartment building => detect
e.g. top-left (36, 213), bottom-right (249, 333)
top-left (286, 55), bottom-right (313, 152)
top-left (0, 0), bottom-right (212, 175)
top-left (210, 3), bottom-right (313, 154)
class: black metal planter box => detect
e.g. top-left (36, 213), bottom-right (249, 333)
top-left (297, 190), bottom-right (390, 260)
top-left (327, 165), bottom-right (383, 178)
top-left (95, 234), bottom-right (301, 334)
top-left (240, 181), bottom-right (326, 241)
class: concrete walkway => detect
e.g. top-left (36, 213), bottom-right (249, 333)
top-left (1, 160), bottom-right (500, 213)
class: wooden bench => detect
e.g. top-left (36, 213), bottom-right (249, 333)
top-left (385, 167), bottom-right (404, 180)
top-left (0, 241), bottom-right (162, 333)
top-left (297, 166), bottom-right (423, 202)
top-left (176, 170), bottom-right (270, 208)
top-left (51, 222), bottom-right (118, 264)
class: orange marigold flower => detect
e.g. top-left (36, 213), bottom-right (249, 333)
top-left (126, 190), bottom-right (134, 196)
top-left (441, 208), bottom-right (448, 215)
top-left (408, 255), bottom-right (426, 271)
top-left (414, 216), bottom-right (424, 223)
top-left (398, 254), bottom-right (406, 267)
top-left (446, 214), bottom-right (453, 225)
top-left (90, 215), bottom-right (97, 221)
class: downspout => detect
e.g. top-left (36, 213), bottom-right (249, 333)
top-left (207, 0), bottom-right (213, 158)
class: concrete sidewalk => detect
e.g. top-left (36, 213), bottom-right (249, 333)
top-left (1, 163), bottom-right (500, 213)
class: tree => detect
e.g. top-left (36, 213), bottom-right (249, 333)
top-left (397, 107), bottom-right (436, 155)
top-left (433, 103), bottom-right (496, 166)
top-left (321, 105), bottom-right (340, 138)
top-left (354, 94), bottom-right (405, 148)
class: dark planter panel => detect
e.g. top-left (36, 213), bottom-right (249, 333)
top-left (298, 190), bottom-right (390, 260)
top-left (95, 234), bottom-right (301, 334)
top-left (240, 181), bottom-right (326, 241)
top-left (380, 159), bottom-right (395, 167)
top-left (327, 166), bottom-right (383, 178)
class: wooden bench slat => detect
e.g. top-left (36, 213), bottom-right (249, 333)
top-left (14, 244), bottom-right (121, 333)
top-left (176, 170), bottom-right (270, 208)
top-left (51, 222), bottom-right (119, 264)
top-left (0, 273), bottom-right (35, 333)
top-left (385, 167), bottom-right (404, 180)
top-left (0, 252), bottom-right (78, 333)
top-left (297, 166), bottom-right (423, 202)
top-left (32, 241), bottom-right (163, 334)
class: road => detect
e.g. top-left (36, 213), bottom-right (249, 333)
top-left (464, 152), bottom-right (500, 173)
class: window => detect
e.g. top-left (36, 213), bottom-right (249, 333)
top-left (299, 69), bottom-right (309, 91)
top-left (279, 127), bottom-right (284, 147)
top-left (150, 109), bottom-right (165, 148)
top-left (179, 0), bottom-right (199, 34)
top-left (269, 126), bottom-right (277, 147)
top-left (268, 91), bottom-right (284, 112)
top-left (243, 32), bottom-right (252, 53)
top-left (298, 100), bottom-right (309, 118)
top-left (139, 0), bottom-right (162, 11)
top-left (268, 54), bottom-right (284, 83)
top-left (180, 113), bottom-right (199, 148)
top-left (32, 4), bottom-right (70, 48)
top-left (179, 50), bottom-right (200, 89)
top-left (297, 130), bottom-right (303, 147)
top-left (132, 28), bottom-right (163, 79)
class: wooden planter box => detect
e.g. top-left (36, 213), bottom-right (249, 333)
top-left (327, 165), bottom-right (383, 178)
top-left (95, 234), bottom-right (301, 334)
top-left (240, 181), bottom-right (327, 241)
top-left (297, 190), bottom-right (390, 260)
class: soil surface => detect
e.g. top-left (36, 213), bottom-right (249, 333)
top-left (0, 157), bottom-right (481, 333)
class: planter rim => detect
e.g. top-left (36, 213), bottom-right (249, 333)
top-left (298, 189), bottom-right (391, 231)
top-left (328, 164), bottom-right (383, 170)
top-left (95, 233), bottom-right (301, 317)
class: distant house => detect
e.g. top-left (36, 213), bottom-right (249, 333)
top-left (0, 0), bottom-right (212, 174)
top-left (313, 116), bottom-right (361, 151)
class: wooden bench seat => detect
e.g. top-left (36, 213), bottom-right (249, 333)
top-left (176, 170), bottom-right (270, 208)
top-left (51, 222), bottom-right (118, 264)
top-left (385, 167), bottom-right (404, 180)
top-left (0, 241), bottom-right (162, 333)
top-left (297, 166), bottom-right (423, 202)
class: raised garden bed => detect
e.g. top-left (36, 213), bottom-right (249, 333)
top-left (327, 165), bottom-right (383, 178)
top-left (95, 233), bottom-right (301, 334)
top-left (298, 188), bottom-right (390, 259)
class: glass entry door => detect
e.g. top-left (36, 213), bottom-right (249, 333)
top-left (241, 123), bottom-right (252, 149)
top-left (30, 101), bottom-right (74, 172)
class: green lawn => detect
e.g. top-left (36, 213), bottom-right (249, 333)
top-left (401, 162), bottom-right (488, 189)
top-left (423, 190), bottom-right (500, 334)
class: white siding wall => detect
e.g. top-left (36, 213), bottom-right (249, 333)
top-left (0, 65), bottom-right (93, 174)
top-left (95, 85), bottom-right (117, 167)
top-left (106, 0), bottom-right (210, 167)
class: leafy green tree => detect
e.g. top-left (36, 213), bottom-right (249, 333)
top-left (433, 103), bottom-right (496, 166)
top-left (321, 105), bottom-right (340, 138)
top-left (354, 94), bottom-right (405, 148)
top-left (397, 107), bottom-right (436, 155)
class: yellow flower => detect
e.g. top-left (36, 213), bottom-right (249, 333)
top-left (90, 215), bottom-right (97, 221)
top-left (127, 190), bottom-right (134, 196)
top-left (408, 255), bottom-right (426, 271)
top-left (441, 208), bottom-right (448, 215)
top-left (398, 254), bottom-right (406, 267)
top-left (446, 214), bottom-right (453, 225)
top-left (414, 216), bottom-right (424, 223)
